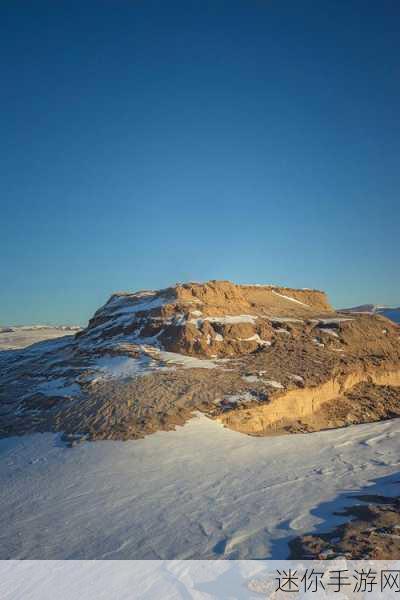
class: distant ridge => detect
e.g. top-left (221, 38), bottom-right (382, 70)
top-left (340, 304), bottom-right (400, 324)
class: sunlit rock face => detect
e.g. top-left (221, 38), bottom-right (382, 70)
top-left (76, 280), bottom-right (334, 357)
top-left (1, 280), bottom-right (399, 443)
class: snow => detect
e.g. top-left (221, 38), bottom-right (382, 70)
top-left (0, 327), bottom-right (78, 351)
top-left (83, 295), bottom-right (171, 340)
top-left (90, 355), bottom-right (156, 380)
top-left (103, 294), bottom-right (169, 317)
top-left (340, 304), bottom-right (400, 324)
top-left (222, 392), bottom-right (255, 404)
top-left (77, 349), bottom-right (219, 383)
top-left (312, 318), bottom-right (353, 325)
top-left (270, 317), bottom-right (304, 323)
top-left (238, 334), bottom-right (271, 346)
top-left (189, 315), bottom-right (258, 327)
top-left (35, 378), bottom-right (81, 397)
top-left (157, 351), bottom-right (219, 369)
top-left (0, 325), bottom-right (80, 332)
top-left (4, 559), bottom-right (395, 600)
top-left (1, 415), bottom-right (400, 560)
top-left (271, 291), bottom-right (309, 307)
top-left (263, 379), bottom-right (284, 389)
top-left (102, 290), bottom-right (158, 310)
top-left (320, 328), bottom-right (339, 338)
top-left (242, 375), bottom-right (260, 383)
top-left (239, 283), bottom-right (275, 287)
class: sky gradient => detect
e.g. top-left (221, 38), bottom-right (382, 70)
top-left (1, 1), bottom-right (399, 325)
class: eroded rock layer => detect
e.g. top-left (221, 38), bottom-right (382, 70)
top-left (76, 280), bottom-right (333, 357)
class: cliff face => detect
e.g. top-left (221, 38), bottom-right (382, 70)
top-left (238, 284), bottom-right (332, 313)
top-left (172, 281), bottom-right (332, 314)
top-left (77, 280), bottom-right (334, 357)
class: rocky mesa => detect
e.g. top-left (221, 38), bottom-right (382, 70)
top-left (1, 280), bottom-right (399, 443)
top-left (76, 280), bottom-right (332, 357)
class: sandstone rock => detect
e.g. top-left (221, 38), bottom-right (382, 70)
top-left (1, 280), bottom-right (399, 443)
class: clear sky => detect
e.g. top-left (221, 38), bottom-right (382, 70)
top-left (1, 1), bottom-right (399, 326)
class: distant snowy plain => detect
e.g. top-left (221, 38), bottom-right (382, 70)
top-left (0, 326), bottom-right (80, 350)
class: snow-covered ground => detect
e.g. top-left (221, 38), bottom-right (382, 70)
top-left (0, 326), bottom-right (80, 350)
top-left (5, 559), bottom-right (400, 600)
top-left (1, 414), bottom-right (399, 560)
top-left (1, 322), bottom-right (399, 564)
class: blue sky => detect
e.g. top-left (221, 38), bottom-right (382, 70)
top-left (1, 1), bottom-right (399, 325)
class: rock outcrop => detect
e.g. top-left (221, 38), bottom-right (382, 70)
top-left (76, 280), bottom-right (333, 357)
top-left (290, 488), bottom-right (400, 560)
top-left (1, 280), bottom-right (399, 442)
